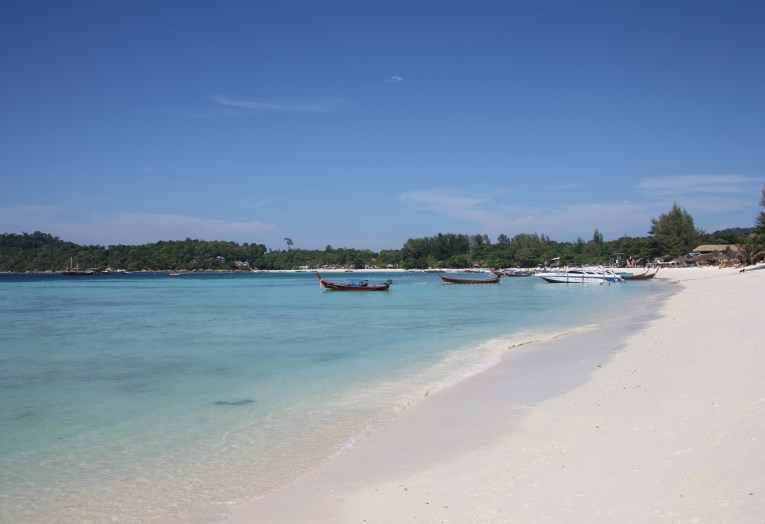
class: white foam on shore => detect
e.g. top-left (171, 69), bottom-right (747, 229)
top-left (6, 270), bottom-right (686, 523)
top-left (329, 324), bottom-right (604, 458)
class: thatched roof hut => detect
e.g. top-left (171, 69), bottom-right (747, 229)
top-left (693, 244), bottom-right (740, 253)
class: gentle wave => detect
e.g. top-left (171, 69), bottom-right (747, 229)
top-left (0, 272), bottom-right (666, 523)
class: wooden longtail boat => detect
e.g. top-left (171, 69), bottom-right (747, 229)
top-left (439, 274), bottom-right (501, 284)
top-left (623, 268), bottom-right (660, 281)
top-left (317, 273), bottom-right (391, 291)
top-left (491, 269), bottom-right (532, 277)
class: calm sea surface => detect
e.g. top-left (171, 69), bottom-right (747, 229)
top-left (0, 271), bottom-right (667, 523)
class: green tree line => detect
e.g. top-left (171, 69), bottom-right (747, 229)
top-left (2, 199), bottom-right (763, 273)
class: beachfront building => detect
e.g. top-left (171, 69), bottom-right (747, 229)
top-left (692, 244), bottom-right (740, 255)
top-left (687, 244), bottom-right (740, 266)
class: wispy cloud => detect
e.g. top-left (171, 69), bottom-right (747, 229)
top-left (398, 174), bottom-right (763, 241)
top-left (0, 204), bottom-right (65, 234)
top-left (0, 206), bottom-right (276, 245)
top-left (385, 76), bottom-right (403, 83)
top-left (87, 213), bottom-right (277, 245)
top-left (550, 182), bottom-right (580, 191)
top-left (399, 188), bottom-right (489, 214)
top-left (211, 94), bottom-right (343, 113)
top-left (0, 204), bottom-right (63, 221)
top-left (636, 174), bottom-right (760, 196)
top-left (399, 188), bottom-right (521, 234)
top-left (399, 188), bottom-right (662, 240)
top-left (632, 174), bottom-right (762, 229)
top-left (249, 197), bottom-right (277, 208)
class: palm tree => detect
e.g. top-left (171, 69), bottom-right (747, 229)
top-left (736, 234), bottom-right (765, 265)
top-left (756, 184), bottom-right (765, 236)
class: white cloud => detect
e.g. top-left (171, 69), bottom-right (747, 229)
top-left (0, 206), bottom-right (276, 245)
top-left (399, 188), bottom-right (489, 213)
top-left (399, 188), bottom-right (537, 236)
top-left (211, 94), bottom-right (342, 113)
top-left (0, 204), bottom-right (63, 221)
top-left (0, 204), bottom-right (64, 234)
top-left (249, 197), bottom-right (277, 208)
top-left (86, 213), bottom-right (276, 245)
top-left (636, 174), bottom-right (760, 196)
top-left (397, 177), bottom-right (761, 242)
top-left (550, 182), bottom-right (580, 190)
top-left (385, 76), bottom-right (403, 83)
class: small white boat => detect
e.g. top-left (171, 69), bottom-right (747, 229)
top-left (536, 268), bottom-right (624, 284)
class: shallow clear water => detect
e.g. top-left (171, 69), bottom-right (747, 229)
top-left (0, 271), bottom-right (665, 522)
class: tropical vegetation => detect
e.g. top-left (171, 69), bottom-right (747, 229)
top-left (1, 197), bottom-right (763, 273)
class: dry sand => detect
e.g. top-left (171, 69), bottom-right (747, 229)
top-left (228, 266), bottom-right (764, 523)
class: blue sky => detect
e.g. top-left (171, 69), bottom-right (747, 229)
top-left (1, 1), bottom-right (763, 250)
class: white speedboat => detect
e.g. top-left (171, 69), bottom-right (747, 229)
top-left (536, 268), bottom-right (624, 284)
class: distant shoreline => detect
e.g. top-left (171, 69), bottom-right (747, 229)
top-left (3, 265), bottom-right (753, 276)
top-left (0, 268), bottom-right (412, 275)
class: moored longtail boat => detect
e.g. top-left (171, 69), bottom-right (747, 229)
top-left (491, 269), bottom-right (532, 277)
top-left (317, 273), bottom-right (391, 291)
top-left (623, 268), bottom-right (660, 280)
top-left (439, 273), bottom-right (501, 284)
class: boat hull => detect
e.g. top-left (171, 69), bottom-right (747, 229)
top-left (491, 270), bottom-right (531, 277)
top-left (537, 269), bottom-right (624, 284)
top-left (623, 268), bottom-right (660, 280)
top-left (317, 273), bottom-right (390, 291)
top-left (439, 274), bottom-right (500, 284)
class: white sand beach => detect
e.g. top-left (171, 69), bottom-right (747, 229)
top-left (228, 266), bottom-right (764, 523)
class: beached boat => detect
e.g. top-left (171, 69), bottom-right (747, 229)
top-left (439, 273), bottom-right (501, 284)
top-left (623, 268), bottom-right (660, 281)
top-left (536, 268), bottom-right (624, 284)
top-left (317, 273), bottom-right (391, 291)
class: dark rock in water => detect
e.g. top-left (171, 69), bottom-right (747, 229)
top-left (214, 399), bottom-right (255, 406)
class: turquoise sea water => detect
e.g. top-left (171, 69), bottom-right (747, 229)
top-left (0, 271), bottom-right (667, 523)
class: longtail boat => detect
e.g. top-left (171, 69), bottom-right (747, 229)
top-left (439, 273), bottom-right (501, 284)
top-left (317, 273), bottom-right (391, 291)
top-left (623, 268), bottom-right (660, 281)
top-left (491, 269), bottom-right (532, 277)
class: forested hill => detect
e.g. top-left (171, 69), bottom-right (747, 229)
top-left (0, 224), bottom-right (753, 273)
top-left (0, 232), bottom-right (378, 272)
